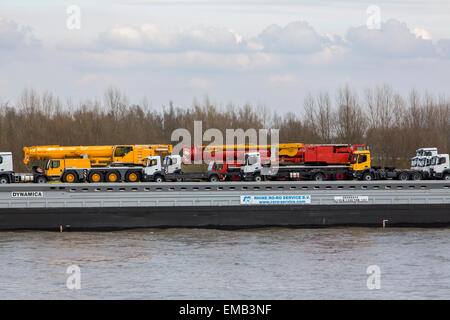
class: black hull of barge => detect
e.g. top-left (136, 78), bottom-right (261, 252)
top-left (0, 204), bottom-right (449, 231)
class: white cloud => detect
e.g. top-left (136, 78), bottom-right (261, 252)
top-left (253, 21), bottom-right (326, 54)
top-left (346, 19), bottom-right (436, 58)
top-left (1, 14), bottom-right (450, 112)
top-left (98, 23), bottom-right (244, 53)
top-left (92, 19), bottom-right (449, 63)
top-left (412, 28), bottom-right (432, 40)
top-left (0, 17), bottom-right (40, 50)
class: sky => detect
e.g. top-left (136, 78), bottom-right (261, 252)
top-left (0, 0), bottom-right (450, 112)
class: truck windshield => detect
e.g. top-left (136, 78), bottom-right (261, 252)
top-left (207, 162), bottom-right (214, 171)
top-left (418, 159), bottom-right (426, 167)
top-left (248, 156), bottom-right (257, 165)
top-left (146, 159), bottom-right (157, 167)
top-left (411, 158), bottom-right (417, 167)
top-left (358, 154), bottom-right (367, 163)
top-left (431, 157), bottom-right (437, 165)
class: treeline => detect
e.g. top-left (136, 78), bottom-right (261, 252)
top-left (0, 85), bottom-right (449, 172)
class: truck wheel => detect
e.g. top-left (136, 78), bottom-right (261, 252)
top-left (362, 172), bottom-right (373, 181)
top-left (398, 172), bottom-right (408, 181)
top-left (125, 171), bottom-right (141, 182)
top-left (154, 175), bottom-right (164, 183)
top-left (443, 173), bottom-right (450, 180)
top-left (88, 171), bottom-right (104, 183)
top-left (63, 171), bottom-right (78, 183)
top-left (254, 174), bottom-right (263, 182)
top-left (313, 173), bottom-right (324, 181)
top-left (209, 175), bottom-right (219, 182)
top-left (175, 177), bottom-right (183, 182)
top-left (0, 176), bottom-right (9, 184)
top-left (35, 176), bottom-right (47, 184)
top-left (106, 171), bottom-right (120, 183)
top-left (411, 172), bottom-right (422, 181)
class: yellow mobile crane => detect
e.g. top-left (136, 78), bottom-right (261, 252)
top-left (23, 144), bottom-right (172, 183)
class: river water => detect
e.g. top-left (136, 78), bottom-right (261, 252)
top-left (0, 227), bottom-right (449, 299)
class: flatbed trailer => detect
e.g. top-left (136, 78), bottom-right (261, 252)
top-left (257, 165), bottom-right (354, 181)
top-left (240, 152), bottom-right (355, 181)
top-left (160, 168), bottom-right (242, 182)
top-left (355, 166), bottom-right (424, 181)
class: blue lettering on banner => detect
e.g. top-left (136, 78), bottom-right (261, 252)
top-left (240, 195), bottom-right (311, 205)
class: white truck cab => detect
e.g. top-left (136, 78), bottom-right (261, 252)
top-left (143, 156), bottom-right (162, 176)
top-left (415, 148), bottom-right (438, 178)
top-left (241, 152), bottom-right (262, 174)
top-left (163, 155), bottom-right (182, 174)
top-left (410, 157), bottom-right (419, 171)
top-left (142, 155), bottom-right (182, 182)
top-left (416, 148), bottom-right (438, 158)
top-left (0, 152), bottom-right (14, 173)
top-left (430, 154), bottom-right (450, 180)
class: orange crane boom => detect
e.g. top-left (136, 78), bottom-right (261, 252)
top-left (23, 145), bottom-right (114, 164)
top-left (23, 144), bottom-right (173, 166)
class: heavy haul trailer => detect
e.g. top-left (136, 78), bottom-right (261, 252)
top-left (24, 144), bottom-right (172, 183)
top-left (183, 143), bottom-right (366, 165)
top-left (240, 152), bottom-right (355, 181)
top-left (235, 145), bottom-right (368, 182)
top-left (240, 149), bottom-right (429, 182)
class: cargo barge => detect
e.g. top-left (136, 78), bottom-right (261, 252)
top-left (1, 181), bottom-right (449, 231)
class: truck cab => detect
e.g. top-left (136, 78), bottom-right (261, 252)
top-left (0, 152), bottom-right (14, 173)
top-left (241, 152), bottom-right (262, 174)
top-left (45, 158), bottom-right (91, 181)
top-left (239, 152), bottom-right (264, 181)
top-left (411, 157), bottom-right (419, 171)
top-left (142, 156), bottom-right (163, 182)
top-left (142, 155), bottom-right (182, 182)
top-left (163, 155), bottom-right (182, 174)
top-left (0, 152), bottom-right (14, 183)
top-left (430, 154), bottom-right (450, 180)
top-left (416, 148), bottom-right (438, 158)
top-left (417, 156), bottom-right (434, 178)
top-left (350, 150), bottom-right (372, 180)
top-left (112, 144), bottom-right (173, 166)
top-left (351, 150), bottom-right (371, 173)
top-left (415, 148), bottom-right (438, 178)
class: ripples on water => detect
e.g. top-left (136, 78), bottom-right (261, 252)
top-left (0, 227), bottom-right (449, 299)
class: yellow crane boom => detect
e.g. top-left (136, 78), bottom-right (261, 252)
top-left (23, 144), bottom-right (173, 166)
